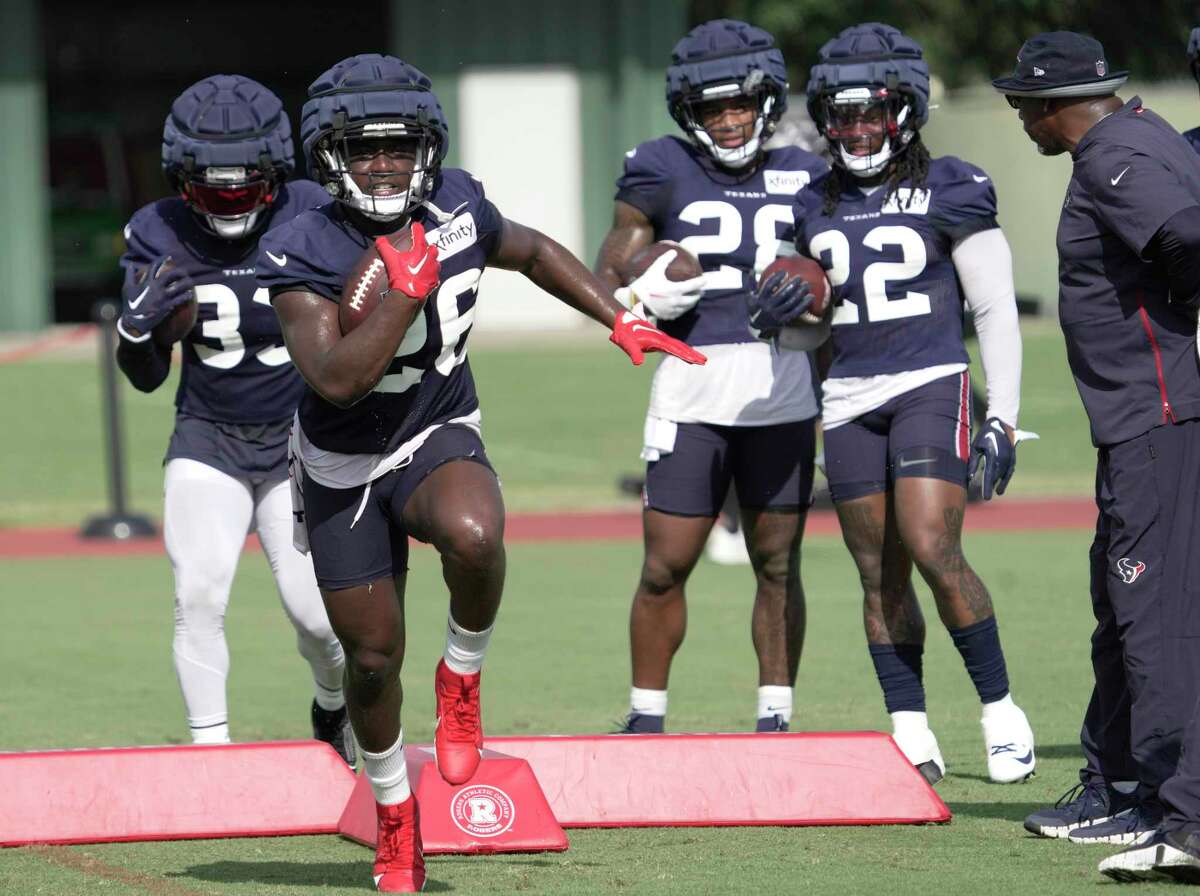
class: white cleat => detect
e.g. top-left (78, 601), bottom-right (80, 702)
top-left (982, 702), bottom-right (1036, 783)
top-left (704, 524), bottom-right (751, 565)
top-left (891, 718), bottom-right (946, 786)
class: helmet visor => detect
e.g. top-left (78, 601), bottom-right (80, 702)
top-left (182, 168), bottom-right (274, 216)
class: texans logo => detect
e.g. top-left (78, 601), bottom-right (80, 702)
top-left (1116, 557), bottom-right (1146, 584)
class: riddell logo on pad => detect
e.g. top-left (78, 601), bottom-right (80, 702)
top-left (763, 170), bottom-right (811, 195)
top-left (451, 785), bottom-right (516, 837)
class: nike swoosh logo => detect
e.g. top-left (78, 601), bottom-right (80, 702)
top-left (267, 250), bottom-right (287, 267)
top-left (128, 285), bottom-right (150, 309)
top-left (630, 323), bottom-right (658, 335)
top-left (766, 706), bottom-right (787, 712)
top-left (1015, 751), bottom-right (1034, 764)
top-left (985, 432), bottom-right (999, 453)
top-left (407, 253), bottom-right (429, 275)
top-left (1111, 167), bottom-right (1130, 186)
top-left (972, 175), bottom-right (989, 183)
top-left (898, 457), bottom-right (935, 468)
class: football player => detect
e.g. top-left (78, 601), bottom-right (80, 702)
top-left (257, 55), bottom-right (703, 893)
top-left (595, 19), bottom-right (826, 736)
top-left (115, 76), bottom-right (351, 759)
top-left (1187, 28), bottom-right (1200, 154)
top-left (772, 23), bottom-right (1035, 783)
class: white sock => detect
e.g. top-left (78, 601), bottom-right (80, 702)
top-left (191, 722), bottom-right (231, 745)
top-left (630, 687), bottom-right (668, 717)
top-left (981, 693), bottom-right (1016, 720)
top-left (362, 730), bottom-right (411, 806)
top-left (757, 685), bottom-right (793, 723)
top-left (443, 615), bottom-right (492, 675)
top-left (891, 710), bottom-right (931, 735)
top-left (314, 680), bottom-right (346, 712)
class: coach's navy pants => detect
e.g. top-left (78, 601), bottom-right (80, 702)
top-left (1080, 418), bottom-right (1200, 800)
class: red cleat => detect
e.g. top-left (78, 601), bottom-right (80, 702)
top-left (434, 659), bottom-right (483, 785)
top-left (373, 797), bottom-right (425, 892)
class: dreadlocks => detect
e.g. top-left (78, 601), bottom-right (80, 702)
top-left (822, 132), bottom-right (932, 216)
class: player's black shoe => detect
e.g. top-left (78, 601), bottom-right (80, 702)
top-left (312, 700), bottom-right (357, 766)
top-left (1024, 780), bottom-right (1138, 839)
top-left (615, 713), bottom-right (665, 734)
top-left (1069, 799), bottom-right (1164, 846)
top-left (755, 714), bottom-right (789, 732)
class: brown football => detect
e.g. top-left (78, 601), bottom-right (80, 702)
top-left (149, 258), bottom-right (197, 346)
top-left (759, 254), bottom-right (833, 351)
top-left (339, 226), bottom-right (414, 334)
top-left (620, 240), bottom-right (704, 285)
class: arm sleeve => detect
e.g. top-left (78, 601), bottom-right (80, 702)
top-left (116, 333), bottom-right (172, 393)
top-left (1088, 150), bottom-right (1195, 258)
top-left (1149, 204), bottom-right (1200, 307)
top-left (952, 227), bottom-right (1021, 427)
top-left (614, 142), bottom-right (670, 223)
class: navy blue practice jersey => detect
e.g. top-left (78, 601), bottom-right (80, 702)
top-left (793, 157), bottom-right (998, 378)
top-left (120, 180), bottom-right (330, 423)
top-left (256, 169), bottom-right (501, 456)
top-left (616, 136), bottom-right (828, 346)
top-left (1185, 125), bottom-right (1200, 156)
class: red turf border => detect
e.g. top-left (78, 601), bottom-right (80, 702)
top-left (0, 498), bottom-right (1095, 559)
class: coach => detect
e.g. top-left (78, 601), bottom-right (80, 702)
top-left (994, 31), bottom-right (1200, 851)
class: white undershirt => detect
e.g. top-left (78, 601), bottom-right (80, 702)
top-left (821, 227), bottom-right (1022, 430)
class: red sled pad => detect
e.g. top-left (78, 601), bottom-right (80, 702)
top-left (483, 731), bottom-right (951, 827)
top-left (0, 741), bottom-right (356, 847)
top-left (339, 747), bottom-right (568, 854)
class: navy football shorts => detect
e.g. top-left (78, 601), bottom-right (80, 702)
top-left (644, 419), bottom-right (816, 517)
top-left (302, 424), bottom-right (494, 591)
top-left (823, 371), bottom-right (972, 504)
top-left (166, 412), bottom-right (291, 485)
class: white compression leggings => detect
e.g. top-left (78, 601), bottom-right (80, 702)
top-left (163, 458), bottom-right (345, 741)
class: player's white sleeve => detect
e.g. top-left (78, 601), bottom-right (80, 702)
top-left (952, 228), bottom-right (1021, 427)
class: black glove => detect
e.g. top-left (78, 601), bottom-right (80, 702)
top-left (967, 417), bottom-right (1016, 500)
top-left (747, 271), bottom-right (814, 340)
top-left (118, 256), bottom-right (195, 342)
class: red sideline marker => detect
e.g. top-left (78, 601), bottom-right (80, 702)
top-left (339, 746), bottom-right (567, 854)
top-left (0, 742), bottom-right (356, 847)
top-left (486, 732), bottom-right (951, 827)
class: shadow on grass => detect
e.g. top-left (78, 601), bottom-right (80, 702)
top-left (947, 800), bottom-right (1044, 823)
top-left (1035, 743), bottom-right (1086, 761)
top-left (167, 861), bottom-right (454, 891)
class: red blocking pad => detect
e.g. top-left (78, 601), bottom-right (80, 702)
top-left (0, 741), bottom-right (356, 847)
top-left (339, 747), bottom-right (568, 854)
top-left (483, 732), bottom-right (951, 827)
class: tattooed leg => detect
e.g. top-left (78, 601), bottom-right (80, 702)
top-left (893, 477), bottom-right (995, 628)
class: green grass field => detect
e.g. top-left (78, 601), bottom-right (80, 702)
top-left (1, 322), bottom-right (1150, 894)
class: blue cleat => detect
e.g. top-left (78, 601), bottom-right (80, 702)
top-left (615, 713), bottom-right (665, 734)
top-left (1068, 799), bottom-right (1162, 846)
top-left (1024, 780), bottom-right (1138, 839)
top-left (755, 714), bottom-right (789, 732)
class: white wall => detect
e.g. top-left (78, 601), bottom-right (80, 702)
top-left (459, 67), bottom-right (587, 331)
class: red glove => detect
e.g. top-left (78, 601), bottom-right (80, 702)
top-left (375, 221), bottom-right (440, 300)
top-left (609, 311), bottom-right (707, 367)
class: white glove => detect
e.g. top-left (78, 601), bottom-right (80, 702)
top-left (614, 249), bottom-right (706, 321)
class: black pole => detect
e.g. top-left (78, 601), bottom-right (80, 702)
top-left (80, 299), bottom-right (156, 540)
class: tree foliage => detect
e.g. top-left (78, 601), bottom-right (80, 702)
top-left (690, 0), bottom-right (1198, 89)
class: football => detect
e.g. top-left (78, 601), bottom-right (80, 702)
top-left (339, 226), bottom-right (414, 334)
top-left (620, 240), bottom-right (703, 285)
top-left (759, 254), bottom-right (833, 351)
top-left (149, 258), bottom-right (197, 346)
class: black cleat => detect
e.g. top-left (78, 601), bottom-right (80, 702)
top-left (755, 714), bottom-right (789, 732)
top-left (916, 760), bottom-right (945, 786)
top-left (614, 713), bottom-right (665, 734)
top-left (1024, 780), bottom-right (1137, 839)
top-left (311, 700), bottom-right (356, 766)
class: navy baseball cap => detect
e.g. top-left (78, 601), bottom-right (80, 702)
top-left (992, 31), bottom-right (1127, 98)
